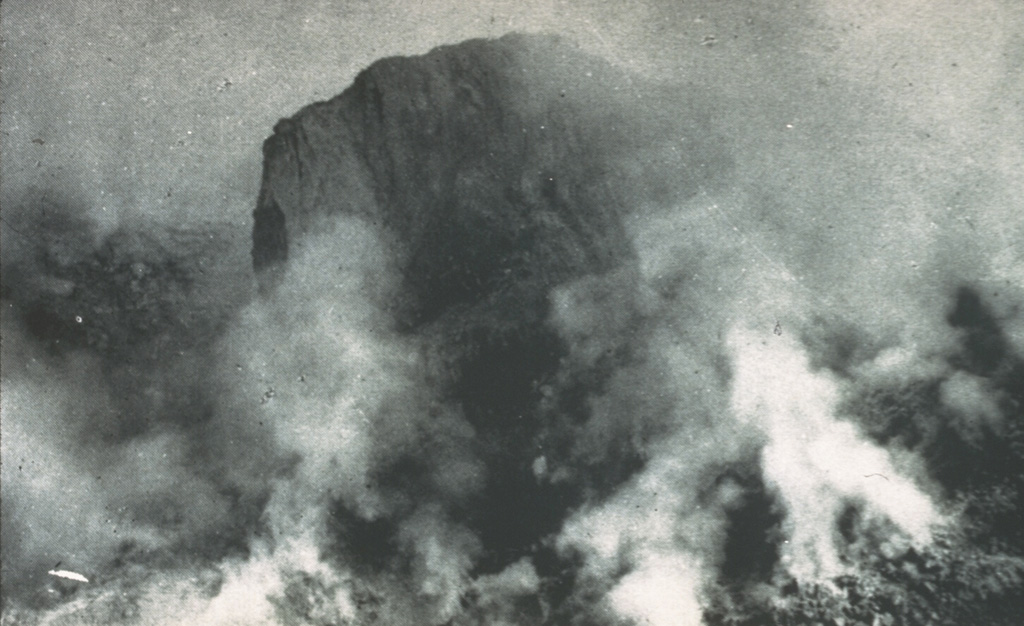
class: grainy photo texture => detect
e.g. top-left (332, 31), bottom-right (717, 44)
top-left (1, 1), bottom-right (1022, 624)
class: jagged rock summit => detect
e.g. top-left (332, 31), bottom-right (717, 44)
top-left (251, 33), bottom-right (647, 326)
top-left (249, 34), bottom-right (691, 573)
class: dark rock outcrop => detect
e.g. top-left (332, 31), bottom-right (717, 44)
top-left (250, 33), bottom-right (710, 574)
top-left (253, 34), bottom-right (647, 318)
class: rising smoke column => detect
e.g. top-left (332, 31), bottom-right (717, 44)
top-left (727, 326), bottom-right (941, 582)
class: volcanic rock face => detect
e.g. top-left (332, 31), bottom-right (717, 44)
top-left (254, 34), bottom-right (638, 311)
top-left (251, 34), bottom-right (656, 574)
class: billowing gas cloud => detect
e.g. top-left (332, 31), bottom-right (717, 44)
top-left (3, 1), bottom-right (1024, 625)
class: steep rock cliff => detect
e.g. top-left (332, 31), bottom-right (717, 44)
top-left (250, 33), bottom-right (696, 573)
top-left (253, 35), bottom-right (650, 318)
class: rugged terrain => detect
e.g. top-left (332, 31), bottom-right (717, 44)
top-left (3, 33), bottom-right (1022, 626)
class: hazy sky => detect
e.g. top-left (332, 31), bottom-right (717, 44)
top-left (4, 0), bottom-right (1020, 241)
top-left (1, 0), bottom-right (672, 233)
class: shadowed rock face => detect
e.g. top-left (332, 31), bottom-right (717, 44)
top-left (251, 34), bottom-right (657, 572)
top-left (253, 34), bottom-right (641, 313)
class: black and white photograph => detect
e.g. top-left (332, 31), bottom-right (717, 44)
top-left (1, 1), bottom-right (1022, 624)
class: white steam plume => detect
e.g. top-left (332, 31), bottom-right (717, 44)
top-left (202, 215), bottom-right (484, 624)
top-left (728, 325), bottom-right (942, 583)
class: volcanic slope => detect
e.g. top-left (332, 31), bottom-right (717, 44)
top-left (250, 32), bottom-right (719, 579)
